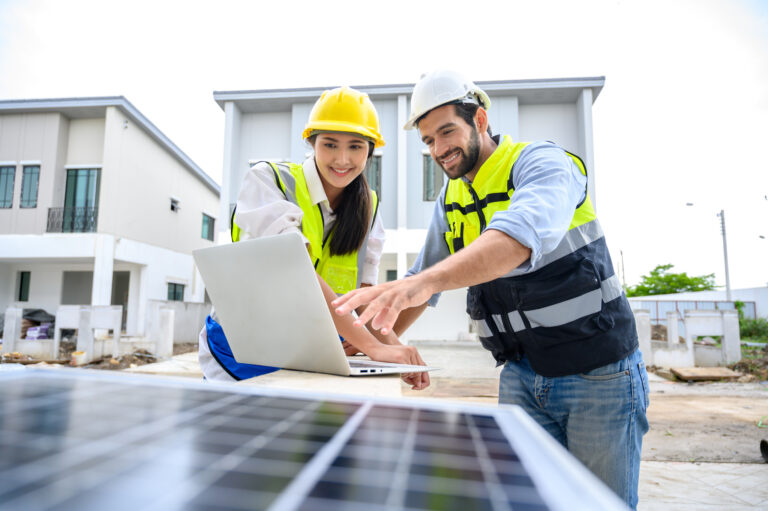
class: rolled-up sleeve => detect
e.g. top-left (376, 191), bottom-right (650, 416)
top-left (233, 162), bottom-right (307, 243)
top-left (486, 142), bottom-right (587, 270)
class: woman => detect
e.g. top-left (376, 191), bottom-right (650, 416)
top-left (199, 86), bottom-right (429, 389)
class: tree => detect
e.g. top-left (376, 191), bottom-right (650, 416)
top-left (625, 264), bottom-right (716, 297)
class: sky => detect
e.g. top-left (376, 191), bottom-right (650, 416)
top-left (1, 0), bottom-right (767, 292)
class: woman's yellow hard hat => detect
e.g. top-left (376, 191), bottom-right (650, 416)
top-left (302, 86), bottom-right (385, 148)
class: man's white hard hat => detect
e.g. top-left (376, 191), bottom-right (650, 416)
top-left (403, 70), bottom-right (491, 131)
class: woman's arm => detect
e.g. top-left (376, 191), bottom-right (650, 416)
top-left (316, 274), bottom-right (429, 390)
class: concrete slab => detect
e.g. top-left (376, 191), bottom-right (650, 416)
top-left (123, 351), bottom-right (203, 379)
top-left (236, 369), bottom-right (403, 398)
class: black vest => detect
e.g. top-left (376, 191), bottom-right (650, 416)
top-left (467, 226), bottom-right (638, 377)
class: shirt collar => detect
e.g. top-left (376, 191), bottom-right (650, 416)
top-left (302, 157), bottom-right (329, 207)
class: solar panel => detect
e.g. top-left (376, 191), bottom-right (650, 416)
top-left (0, 370), bottom-right (625, 510)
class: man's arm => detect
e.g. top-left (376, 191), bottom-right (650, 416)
top-left (333, 142), bottom-right (585, 335)
top-left (333, 229), bottom-right (530, 335)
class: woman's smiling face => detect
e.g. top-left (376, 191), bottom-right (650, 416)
top-left (312, 132), bottom-right (371, 204)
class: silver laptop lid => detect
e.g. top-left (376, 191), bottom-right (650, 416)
top-left (193, 233), bottom-right (353, 376)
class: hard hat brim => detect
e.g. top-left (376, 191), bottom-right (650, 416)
top-left (404, 88), bottom-right (491, 131)
top-left (302, 121), bottom-right (385, 148)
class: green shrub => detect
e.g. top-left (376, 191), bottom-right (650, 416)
top-left (740, 317), bottom-right (768, 340)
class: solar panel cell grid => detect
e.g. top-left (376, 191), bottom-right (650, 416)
top-left (0, 372), bottom-right (581, 511)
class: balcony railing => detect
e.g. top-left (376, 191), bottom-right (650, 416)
top-left (47, 207), bottom-right (98, 233)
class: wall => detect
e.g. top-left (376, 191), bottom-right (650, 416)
top-left (146, 299), bottom-right (209, 343)
top-left (99, 106), bottom-right (220, 254)
top-left (0, 263), bottom-right (11, 312)
top-left (518, 103), bottom-right (579, 154)
top-left (0, 112), bottom-right (66, 234)
top-left (228, 110), bottom-right (293, 215)
top-left (66, 118), bottom-right (104, 165)
top-left (486, 96), bottom-right (520, 141)
top-left (3, 262), bottom-right (97, 314)
top-left (61, 271), bottom-right (93, 304)
top-left (370, 99), bottom-right (398, 228)
top-left (240, 111), bottom-right (292, 166)
top-left (289, 102), bottom-right (313, 163)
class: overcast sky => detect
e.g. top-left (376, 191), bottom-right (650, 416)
top-left (1, 0), bottom-right (767, 292)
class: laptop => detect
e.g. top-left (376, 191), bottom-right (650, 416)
top-left (193, 232), bottom-right (435, 377)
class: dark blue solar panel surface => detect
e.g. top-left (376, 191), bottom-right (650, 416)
top-left (0, 371), bottom-right (549, 511)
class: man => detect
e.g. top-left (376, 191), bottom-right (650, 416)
top-left (333, 70), bottom-right (649, 509)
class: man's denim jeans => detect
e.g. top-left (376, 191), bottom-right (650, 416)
top-left (500, 349), bottom-right (650, 510)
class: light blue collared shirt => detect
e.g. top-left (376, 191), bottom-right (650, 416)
top-left (406, 138), bottom-right (588, 306)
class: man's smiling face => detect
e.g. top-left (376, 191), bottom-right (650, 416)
top-left (418, 104), bottom-right (481, 181)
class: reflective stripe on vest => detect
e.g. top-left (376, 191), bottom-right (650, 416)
top-left (231, 161), bottom-right (378, 294)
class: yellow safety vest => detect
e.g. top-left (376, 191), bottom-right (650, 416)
top-left (232, 161), bottom-right (378, 294)
top-left (443, 136), bottom-right (595, 253)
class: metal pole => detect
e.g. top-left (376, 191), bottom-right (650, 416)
top-left (718, 209), bottom-right (732, 301)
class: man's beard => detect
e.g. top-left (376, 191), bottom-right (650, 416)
top-left (438, 128), bottom-right (480, 180)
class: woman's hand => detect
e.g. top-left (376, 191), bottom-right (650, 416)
top-left (342, 341), bottom-right (362, 356)
top-left (366, 343), bottom-right (430, 390)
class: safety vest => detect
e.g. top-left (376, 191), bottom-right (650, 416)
top-left (231, 161), bottom-right (378, 294)
top-left (446, 136), bottom-right (637, 377)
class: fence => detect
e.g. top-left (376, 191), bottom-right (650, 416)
top-left (629, 299), bottom-right (755, 339)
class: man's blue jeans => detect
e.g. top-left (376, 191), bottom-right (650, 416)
top-left (499, 349), bottom-right (649, 510)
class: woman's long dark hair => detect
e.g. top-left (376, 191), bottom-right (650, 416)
top-left (311, 137), bottom-right (375, 256)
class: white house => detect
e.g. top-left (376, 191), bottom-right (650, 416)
top-left (0, 97), bottom-right (220, 336)
top-left (213, 77), bottom-right (603, 340)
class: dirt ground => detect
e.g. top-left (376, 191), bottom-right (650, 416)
top-left (81, 342), bottom-right (198, 370)
top-left (0, 341), bottom-right (198, 369)
top-left (404, 376), bottom-right (768, 464)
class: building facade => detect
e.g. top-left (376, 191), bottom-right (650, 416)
top-left (214, 77), bottom-right (603, 340)
top-left (0, 97), bottom-right (220, 336)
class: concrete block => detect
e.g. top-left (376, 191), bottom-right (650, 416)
top-left (2, 307), bottom-right (23, 354)
top-left (666, 311), bottom-right (680, 349)
top-left (721, 310), bottom-right (741, 364)
top-left (634, 310), bottom-right (652, 366)
top-left (91, 306), bottom-right (122, 358)
top-left (154, 308), bottom-right (174, 359)
top-left (146, 300), bottom-right (209, 344)
top-left (74, 308), bottom-right (94, 363)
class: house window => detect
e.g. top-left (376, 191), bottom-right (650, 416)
top-left (20, 166), bottom-right (40, 208)
top-left (170, 197), bottom-right (180, 212)
top-left (167, 283), bottom-right (184, 301)
top-left (202, 213), bottom-right (215, 241)
top-left (17, 271), bottom-right (31, 302)
top-left (423, 153), bottom-right (443, 201)
top-left (386, 270), bottom-right (397, 282)
top-left (364, 154), bottom-right (382, 200)
top-left (0, 166), bottom-right (14, 208)
top-left (63, 168), bottom-right (100, 232)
